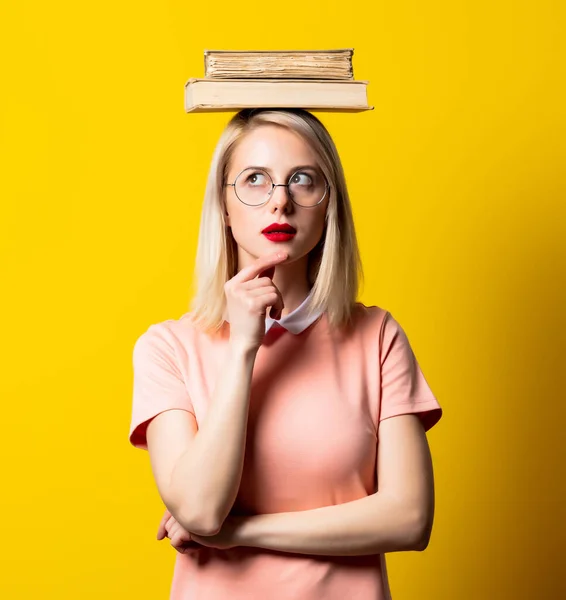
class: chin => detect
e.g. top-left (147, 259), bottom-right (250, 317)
top-left (238, 238), bottom-right (313, 264)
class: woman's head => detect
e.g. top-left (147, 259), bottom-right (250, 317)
top-left (190, 108), bottom-right (363, 332)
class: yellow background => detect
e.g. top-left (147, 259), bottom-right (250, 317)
top-left (1, 0), bottom-right (564, 598)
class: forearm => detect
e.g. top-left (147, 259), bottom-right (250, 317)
top-left (237, 492), bottom-right (427, 556)
top-left (170, 342), bottom-right (257, 534)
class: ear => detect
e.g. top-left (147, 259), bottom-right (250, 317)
top-left (222, 196), bottom-right (231, 227)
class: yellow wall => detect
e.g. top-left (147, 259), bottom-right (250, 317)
top-left (1, 1), bottom-right (564, 598)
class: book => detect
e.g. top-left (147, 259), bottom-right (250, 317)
top-left (184, 78), bottom-right (373, 113)
top-left (204, 49), bottom-right (354, 80)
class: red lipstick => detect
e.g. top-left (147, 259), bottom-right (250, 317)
top-left (262, 222), bottom-right (296, 242)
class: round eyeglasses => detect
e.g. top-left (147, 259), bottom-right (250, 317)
top-left (224, 167), bottom-right (330, 207)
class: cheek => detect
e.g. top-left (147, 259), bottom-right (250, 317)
top-left (226, 202), bottom-right (252, 241)
top-left (305, 209), bottom-right (328, 241)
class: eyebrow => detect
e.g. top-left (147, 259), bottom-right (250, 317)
top-left (243, 164), bottom-right (319, 174)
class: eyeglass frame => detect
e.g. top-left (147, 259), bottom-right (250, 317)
top-left (223, 166), bottom-right (330, 208)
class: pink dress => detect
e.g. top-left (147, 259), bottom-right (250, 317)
top-left (129, 299), bottom-right (443, 599)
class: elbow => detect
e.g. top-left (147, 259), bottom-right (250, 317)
top-left (411, 511), bottom-right (433, 552)
top-left (177, 504), bottom-right (223, 537)
top-left (392, 498), bottom-right (433, 552)
top-left (166, 495), bottom-right (222, 537)
top-left (414, 531), bottom-right (431, 552)
top-left (185, 516), bottom-right (222, 537)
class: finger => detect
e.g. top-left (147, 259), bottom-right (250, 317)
top-left (245, 285), bottom-right (280, 298)
top-left (170, 528), bottom-right (191, 549)
top-left (232, 279), bottom-right (285, 318)
top-left (165, 516), bottom-right (176, 534)
top-left (245, 288), bottom-right (285, 318)
top-left (232, 252), bottom-right (288, 284)
top-left (267, 286), bottom-right (284, 319)
top-left (241, 276), bottom-right (280, 289)
top-left (241, 280), bottom-right (285, 318)
top-left (170, 529), bottom-right (188, 546)
top-left (157, 510), bottom-right (172, 540)
top-left (169, 522), bottom-right (182, 538)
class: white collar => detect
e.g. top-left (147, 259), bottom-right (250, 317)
top-left (223, 288), bottom-right (323, 335)
top-left (265, 288), bottom-right (323, 334)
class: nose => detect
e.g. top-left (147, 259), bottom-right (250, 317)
top-left (269, 184), bottom-right (293, 212)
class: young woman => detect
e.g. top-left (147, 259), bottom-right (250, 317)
top-left (129, 108), bottom-right (443, 599)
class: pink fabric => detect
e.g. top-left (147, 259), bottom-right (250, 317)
top-left (129, 304), bottom-right (442, 599)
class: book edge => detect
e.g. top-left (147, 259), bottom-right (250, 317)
top-left (185, 78), bottom-right (369, 86)
top-left (203, 48), bottom-right (354, 55)
top-left (185, 104), bottom-right (374, 113)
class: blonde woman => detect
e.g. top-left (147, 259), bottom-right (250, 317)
top-left (129, 108), bottom-right (443, 599)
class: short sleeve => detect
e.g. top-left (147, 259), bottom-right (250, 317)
top-left (378, 312), bottom-right (442, 432)
top-left (129, 323), bottom-right (196, 450)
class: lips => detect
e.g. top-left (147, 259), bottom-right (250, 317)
top-left (262, 223), bottom-right (296, 233)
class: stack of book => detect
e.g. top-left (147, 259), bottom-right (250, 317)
top-left (184, 49), bottom-right (372, 113)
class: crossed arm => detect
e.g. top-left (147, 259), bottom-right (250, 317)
top-left (159, 413), bottom-right (436, 556)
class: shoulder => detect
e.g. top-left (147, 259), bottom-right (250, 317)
top-left (353, 302), bottom-right (407, 333)
top-left (133, 311), bottom-right (227, 357)
top-left (343, 303), bottom-right (411, 352)
top-left (322, 302), bottom-right (392, 348)
top-left (350, 302), bottom-right (392, 332)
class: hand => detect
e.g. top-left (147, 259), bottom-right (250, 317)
top-left (224, 251), bottom-right (288, 351)
top-left (157, 509), bottom-right (203, 554)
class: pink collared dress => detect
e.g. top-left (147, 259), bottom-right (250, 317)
top-left (129, 297), bottom-right (442, 599)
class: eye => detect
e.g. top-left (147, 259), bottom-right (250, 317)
top-left (245, 171), bottom-right (269, 186)
top-left (290, 172), bottom-right (314, 186)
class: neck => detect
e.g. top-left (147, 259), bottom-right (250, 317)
top-left (272, 266), bottom-right (311, 317)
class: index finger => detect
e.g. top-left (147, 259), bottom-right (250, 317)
top-left (233, 252), bottom-right (288, 283)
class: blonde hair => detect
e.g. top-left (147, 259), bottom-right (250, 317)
top-left (189, 108), bottom-right (364, 334)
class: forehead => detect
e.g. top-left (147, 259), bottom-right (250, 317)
top-left (229, 125), bottom-right (319, 173)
